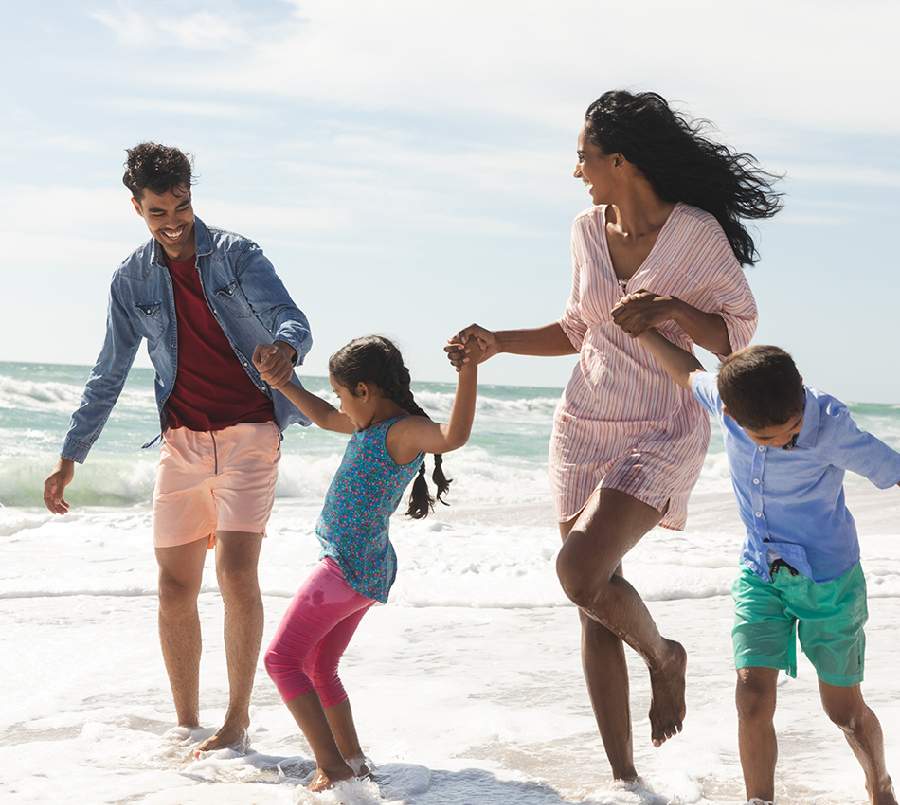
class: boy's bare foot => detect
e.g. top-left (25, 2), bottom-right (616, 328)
top-left (648, 639), bottom-right (687, 747)
top-left (309, 763), bottom-right (354, 792)
top-left (195, 720), bottom-right (249, 754)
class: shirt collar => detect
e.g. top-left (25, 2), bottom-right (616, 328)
top-left (795, 386), bottom-right (819, 449)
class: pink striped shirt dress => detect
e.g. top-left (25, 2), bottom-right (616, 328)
top-left (550, 202), bottom-right (758, 529)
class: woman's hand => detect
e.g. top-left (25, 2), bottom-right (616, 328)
top-left (444, 324), bottom-right (498, 371)
top-left (611, 290), bottom-right (677, 336)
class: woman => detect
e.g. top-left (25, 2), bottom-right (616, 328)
top-left (447, 90), bottom-right (781, 783)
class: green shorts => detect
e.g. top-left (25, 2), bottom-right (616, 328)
top-left (731, 561), bottom-right (868, 687)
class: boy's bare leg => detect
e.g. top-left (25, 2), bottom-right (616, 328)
top-left (155, 538), bottom-right (208, 729)
top-left (197, 531), bottom-right (264, 752)
top-left (286, 691), bottom-right (354, 790)
top-left (735, 667), bottom-right (779, 803)
top-left (556, 488), bottom-right (686, 747)
top-left (819, 682), bottom-right (897, 805)
top-left (324, 698), bottom-right (369, 775)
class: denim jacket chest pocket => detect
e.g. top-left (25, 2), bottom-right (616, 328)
top-left (211, 278), bottom-right (254, 318)
top-left (133, 300), bottom-right (169, 341)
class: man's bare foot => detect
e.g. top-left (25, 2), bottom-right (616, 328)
top-left (648, 638), bottom-right (687, 747)
top-left (194, 720), bottom-right (249, 754)
top-left (309, 763), bottom-right (354, 792)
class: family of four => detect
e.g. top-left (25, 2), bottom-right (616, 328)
top-left (43, 90), bottom-right (900, 804)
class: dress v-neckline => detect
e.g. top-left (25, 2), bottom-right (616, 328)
top-left (598, 202), bottom-right (681, 294)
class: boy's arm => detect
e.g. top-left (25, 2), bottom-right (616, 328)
top-left (635, 329), bottom-right (706, 389)
top-left (825, 407), bottom-right (900, 489)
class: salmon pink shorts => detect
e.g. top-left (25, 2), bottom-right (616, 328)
top-left (153, 422), bottom-right (281, 550)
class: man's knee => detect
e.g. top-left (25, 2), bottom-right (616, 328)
top-left (217, 563), bottom-right (260, 599)
top-left (735, 669), bottom-right (777, 723)
top-left (158, 571), bottom-right (200, 615)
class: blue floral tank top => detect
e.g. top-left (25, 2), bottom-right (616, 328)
top-left (315, 416), bottom-right (423, 603)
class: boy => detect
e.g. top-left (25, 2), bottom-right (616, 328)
top-left (635, 328), bottom-right (899, 805)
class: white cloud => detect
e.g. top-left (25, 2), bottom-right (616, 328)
top-left (90, 6), bottom-right (247, 50)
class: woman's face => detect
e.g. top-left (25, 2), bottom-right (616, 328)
top-left (573, 124), bottom-right (618, 205)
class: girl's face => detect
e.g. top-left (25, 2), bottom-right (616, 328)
top-left (330, 374), bottom-right (373, 429)
top-left (573, 124), bottom-right (619, 205)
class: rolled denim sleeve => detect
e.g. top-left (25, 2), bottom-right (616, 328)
top-left (236, 242), bottom-right (312, 365)
top-left (824, 405), bottom-right (900, 488)
top-left (61, 277), bottom-right (142, 463)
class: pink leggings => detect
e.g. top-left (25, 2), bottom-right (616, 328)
top-left (264, 557), bottom-right (374, 707)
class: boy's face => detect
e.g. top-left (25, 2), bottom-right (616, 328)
top-left (730, 409), bottom-right (804, 449)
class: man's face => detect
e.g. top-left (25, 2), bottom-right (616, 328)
top-left (738, 411), bottom-right (804, 449)
top-left (131, 185), bottom-right (195, 261)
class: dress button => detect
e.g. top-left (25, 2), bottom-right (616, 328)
top-left (752, 478), bottom-right (760, 485)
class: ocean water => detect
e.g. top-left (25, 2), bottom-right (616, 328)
top-left (2, 360), bottom-right (899, 804)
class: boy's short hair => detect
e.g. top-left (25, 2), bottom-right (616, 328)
top-left (122, 142), bottom-right (193, 199)
top-left (717, 345), bottom-right (804, 429)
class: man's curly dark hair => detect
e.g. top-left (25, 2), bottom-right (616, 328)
top-left (122, 142), bottom-right (193, 199)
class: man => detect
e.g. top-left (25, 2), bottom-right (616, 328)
top-left (43, 142), bottom-right (312, 752)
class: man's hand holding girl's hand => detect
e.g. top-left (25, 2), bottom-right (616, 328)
top-left (253, 341), bottom-right (296, 388)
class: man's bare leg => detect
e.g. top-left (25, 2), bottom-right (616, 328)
top-left (556, 488), bottom-right (686, 747)
top-left (286, 691), bottom-right (355, 791)
top-left (820, 682), bottom-right (897, 805)
top-left (197, 530), bottom-right (264, 752)
top-left (155, 538), bottom-right (209, 729)
top-left (735, 667), bottom-right (778, 802)
top-left (560, 515), bottom-right (637, 780)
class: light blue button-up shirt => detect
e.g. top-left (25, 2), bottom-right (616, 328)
top-left (692, 372), bottom-right (900, 582)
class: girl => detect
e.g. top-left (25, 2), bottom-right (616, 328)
top-left (254, 334), bottom-right (479, 792)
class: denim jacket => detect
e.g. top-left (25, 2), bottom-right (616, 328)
top-left (61, 217), bottom-right (312, 463)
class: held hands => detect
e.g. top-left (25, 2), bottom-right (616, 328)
top-left (444, 324), bottom-right (494, 372)
top-left (253, 341), bottom-right (296, 389)
top-left (611, 289), bottom-right (677, 337)
top-left (43, 459), bottom-right (75, 514)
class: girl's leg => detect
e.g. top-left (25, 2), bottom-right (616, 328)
top-left (306, 605), bottom-right (373, 771)
top-left (819, 682), bottom-right (897, 805)
top-left (735, 667), bottom-right (779, 803)
top-left (556, 487), bottom-right (686, 747)
top-left (263, 560), bottom-right (371, 789)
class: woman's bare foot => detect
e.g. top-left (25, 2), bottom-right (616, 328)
top-left (346, 754), bottom-right (371, 779)
top-left (309, 763), bottom-right (354, 792)
top-left (648, 639), bottom-right (687, 747)
top-left (194, 719), bottom-right (249, 754)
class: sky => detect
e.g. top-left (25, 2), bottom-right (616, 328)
top-left (2, 0), bottom-right (899, 402)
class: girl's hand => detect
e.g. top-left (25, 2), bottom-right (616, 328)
top-left (253, 342), bottom-right (296, 388)
top-left (444, 324), bottom-right (497, 371)
top-left (611, 290), bottom-right (677, 336)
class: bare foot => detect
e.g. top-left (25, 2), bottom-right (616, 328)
top-left (309, 763), bottom-right (354, 792)
top-left (346, 755), bottom-right (371, 779)
top-left (194, 721), bottom-right (249, 754)
top-left (648, 638), bottom-right (687, 747)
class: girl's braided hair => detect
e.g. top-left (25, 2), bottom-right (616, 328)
top-left (328, 335), bottom-right (452, 519)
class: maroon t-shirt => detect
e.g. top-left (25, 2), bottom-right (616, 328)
top-left (164, 255), bottom-right (274, 431)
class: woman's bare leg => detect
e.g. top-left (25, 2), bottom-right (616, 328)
top-left (557, 488), bottom-right (686, 747)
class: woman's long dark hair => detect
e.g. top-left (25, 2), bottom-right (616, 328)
top-left (328, 335), bottom-right (451, 519)
top-left (585, 90), bottom-right (782, 266)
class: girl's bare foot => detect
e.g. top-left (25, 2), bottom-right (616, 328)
top-left (648, 639), bottom-right (687, 747)
top-left (346, 754), bottom-right (371, 779)
top-left (309, 763), bottom-right (354, 792)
